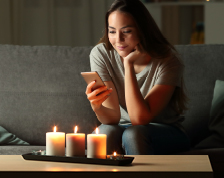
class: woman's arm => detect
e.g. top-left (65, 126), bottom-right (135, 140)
top-left (86, 81), bottom-right (121, 125)
top-left (123, 47), bottom-right (175, 125)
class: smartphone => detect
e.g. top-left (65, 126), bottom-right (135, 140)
top-left (81, 71), bottom-right (105, 91)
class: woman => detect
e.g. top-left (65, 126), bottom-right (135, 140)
top-left (85, 0), bottom-right (190, 155)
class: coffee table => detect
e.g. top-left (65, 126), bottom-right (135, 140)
top-left (0, 155), bottom-right (213, 178)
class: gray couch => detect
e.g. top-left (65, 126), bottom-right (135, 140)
top-left (0, 44), bottom-right (224, 172)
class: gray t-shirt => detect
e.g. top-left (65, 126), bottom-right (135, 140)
top-left (90, 43), bottom-right (184, 126)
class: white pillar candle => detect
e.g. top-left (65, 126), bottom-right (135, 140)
top-left (87, 128), bottom-right (107, 159)
top-left (46, 126), bottom-right (65, 156)
top-left (66, 126), bottom-right (85, 157)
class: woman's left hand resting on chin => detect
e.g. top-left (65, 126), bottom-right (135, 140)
top-left (123, 44), bottom-right (176, 125)
top-left (123, 44), bottom-right (147, 66)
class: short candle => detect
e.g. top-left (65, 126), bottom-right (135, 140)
top-left (109, 151), bottom-right (124, 160)
top-left (87, 128), bottom-right (107, 159)
top-left (32, 150), bottom-right (46, 155)
top-left (66, 126), bottom-right (85, 157)
top-left (46, 126), bottom-right (65, 156)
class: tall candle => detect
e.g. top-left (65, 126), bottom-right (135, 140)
top-left (66, 126), bottom-right (85, 157)
top-left (87, 128), bottom-right (107, 159)
top-left (46, 126), bottom-right (65, 156)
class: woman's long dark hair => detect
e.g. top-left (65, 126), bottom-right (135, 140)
top-left (98, 0), bottom-right (188, 114)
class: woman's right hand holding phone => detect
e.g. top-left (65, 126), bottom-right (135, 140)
top-left (85, 81), bottom-right (113, 111)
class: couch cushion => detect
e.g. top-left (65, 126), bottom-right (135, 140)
top-left (0, 126), bottom-right (29, 145)
top-left (195, 80), bottom-right (224, 148)
top-left (0, 45), bottom-right (100, 146)
top-left (175, 44), bottom-right (224, 147)
top-left (0, 145), bottom-right (46, 155)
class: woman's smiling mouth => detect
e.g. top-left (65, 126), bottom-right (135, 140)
top-left (117, 46), bottom-right (128, 50)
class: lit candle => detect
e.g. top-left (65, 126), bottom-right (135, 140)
top-left (66, 126), bottom-right (85, 157)
top-left (46, 126), bottom-right (65, 156)
top-left (109, 151), bottom-right (124, 160)
top-left (87, 128), bottom-right (107, 159)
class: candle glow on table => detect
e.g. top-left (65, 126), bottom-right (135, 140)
top-left (87, 128), bottom-right (107, 159)
top-left (46, 126), bottom-right (65, 156)
top-left (66, 126), bottom-right (85, 157)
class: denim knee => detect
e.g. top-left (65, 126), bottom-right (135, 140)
top-left (96, 124), bottom-right (124, 135)
top-left (122, 124), bottom-right (191, 155)
top-left (122, 125), bottom-right (152, 155)
top-left (122, 125), bottom-right (145, 142)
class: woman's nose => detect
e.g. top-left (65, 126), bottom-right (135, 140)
top-left (116, 32), bottom-right (124, 42)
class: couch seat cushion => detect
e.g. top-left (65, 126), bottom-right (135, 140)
top-left (0, 145), bottom-right (46, 155)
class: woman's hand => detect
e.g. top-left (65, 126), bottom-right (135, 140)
top-left (85, 81), bottom-right (113, 111)
top-left (123, 44), bottom-right (146, 65)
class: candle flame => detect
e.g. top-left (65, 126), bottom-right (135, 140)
top-left (113, 152), bottom-right (117, 156)
top-left (96, 128), bottom-right (99, 134)
top-left (53, 126), bottom-right (57, 132)
top-left (74, 126), bottom-right (78, 134)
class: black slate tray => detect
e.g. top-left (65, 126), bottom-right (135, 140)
top-left (22, 153), bottom-right (134, 166)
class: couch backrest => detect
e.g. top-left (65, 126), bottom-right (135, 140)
top-left (175, 44), bottom-right (224, 146)
top-left (0, 45), bottom-right (100, 145)
top-left (0, 44), bottom-right (224, 147)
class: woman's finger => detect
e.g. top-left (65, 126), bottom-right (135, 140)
top-left (85, 81), bottom-right (96, 94)
top-left (88, 88), bottom-right (112, 101)
top-left (93, 86), bottom-right (108, 96)
top-left (97, 94), bottom-right (111, 104)
top-left (90, 93), bottom-right (110, 106)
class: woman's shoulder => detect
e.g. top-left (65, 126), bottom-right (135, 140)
top-left (158, 50), bottom-right (184, 67)
top-left (151, 51), bottom-right (184, 73)
top-left (90, 43), bottom-right (110, 56)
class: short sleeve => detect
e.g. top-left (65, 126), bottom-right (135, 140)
top-left (89, 44), bottom-right (112, 81)
top-left (155, 56), bottom-right (184, 87)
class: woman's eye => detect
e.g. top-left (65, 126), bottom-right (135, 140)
top-left (109, 31), bottom-right (116, 34)
top-left (123, 30), bottom-right (131, 33)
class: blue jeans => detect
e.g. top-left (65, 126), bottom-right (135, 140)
top-left (93, 123), bottom-right (191, 155)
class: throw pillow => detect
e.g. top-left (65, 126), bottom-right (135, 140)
top-left (195, 80), bottom-right (224, 148)
top-left (0, 126), bottom-right (29, 145)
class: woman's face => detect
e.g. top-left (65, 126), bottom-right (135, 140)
top-left (108, 11), bottom-right (140, 58)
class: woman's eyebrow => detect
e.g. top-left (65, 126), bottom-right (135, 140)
top-left (108, 25), bottom-right (134, 29)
